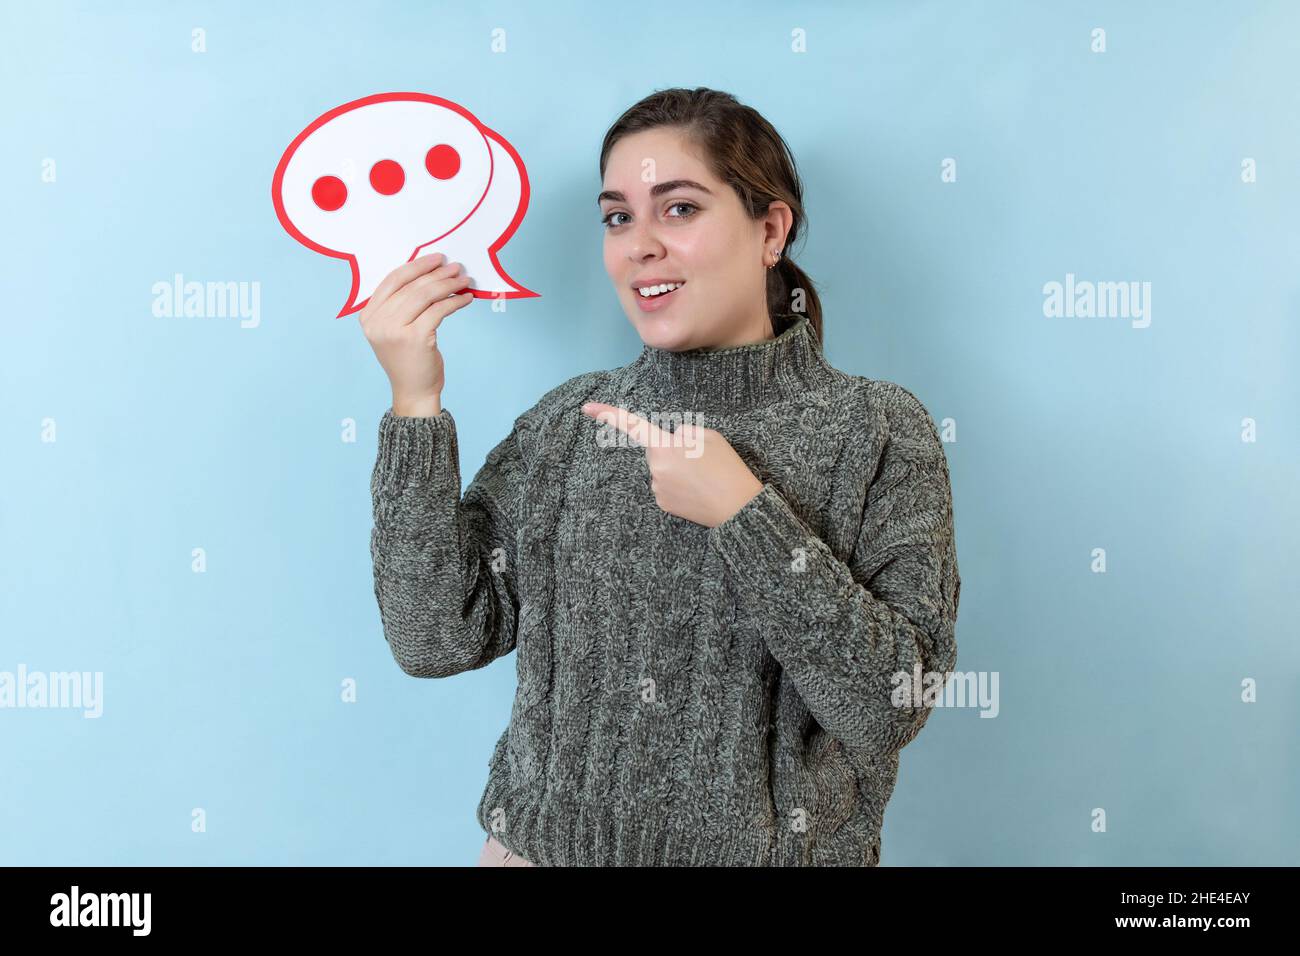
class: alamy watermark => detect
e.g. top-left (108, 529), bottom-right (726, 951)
top-left (892, 664), bottom-right (999, 718)
top-left (0, 664), bottom-right (103, 718)
top-left (592, 407), bottom-right (708, 458)
top-left (1042, 272), bottom-right (1151, 328)
top-left (49, 885), bottom-right (150, 935)
top-left (151, 273), bottom-right (261, 328)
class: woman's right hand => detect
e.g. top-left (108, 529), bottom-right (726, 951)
top-left (359, 252), bottom-right (476, 416)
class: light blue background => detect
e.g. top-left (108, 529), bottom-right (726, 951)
top-left (2, 0), bottom-right (1296, 865)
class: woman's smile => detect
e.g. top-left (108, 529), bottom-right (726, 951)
top-left (634, 280), bottom-right (686, 312)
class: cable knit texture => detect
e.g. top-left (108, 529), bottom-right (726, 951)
top-left (369, 313), bottom-right (961, 866)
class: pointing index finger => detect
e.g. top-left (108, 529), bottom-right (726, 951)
top-left (580, 402), bottom-right (667, 448)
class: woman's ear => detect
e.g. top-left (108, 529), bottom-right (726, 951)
top-left (764, 200), bottom-right (794, 251)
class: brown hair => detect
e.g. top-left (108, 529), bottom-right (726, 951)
top-left (598, 87), bottom-right (824, 347)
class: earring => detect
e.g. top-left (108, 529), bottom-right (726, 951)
top-left (767, 249), bottom-right (781, 269)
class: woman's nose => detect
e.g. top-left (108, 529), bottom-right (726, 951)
top-left (627, 224), bottom-right (666, 260)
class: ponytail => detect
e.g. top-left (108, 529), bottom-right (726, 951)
top-left (768, 254), bottom-right (823, 348)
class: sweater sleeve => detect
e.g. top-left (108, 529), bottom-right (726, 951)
top-left (370, 406), bottom-right (526, 678)
top-left (706, 390), bottom-right (961, 755)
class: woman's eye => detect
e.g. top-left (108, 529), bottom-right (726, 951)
top-left (601, 203), bottom-right (698, 230)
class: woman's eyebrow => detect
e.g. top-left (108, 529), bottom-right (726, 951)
top-left (596, 179), bottom-right (714, 205)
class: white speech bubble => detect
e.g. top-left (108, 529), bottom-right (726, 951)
top-left (272, 92), bottom-right (537, 317)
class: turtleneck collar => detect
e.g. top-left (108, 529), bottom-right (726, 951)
top-left (615, 313), bottom-right (837, 414)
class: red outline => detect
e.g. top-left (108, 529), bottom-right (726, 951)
top-left (271, 91), bottom-right (539, 318)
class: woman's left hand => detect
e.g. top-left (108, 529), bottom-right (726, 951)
top-left (581, 402), bottom-right (764, 529)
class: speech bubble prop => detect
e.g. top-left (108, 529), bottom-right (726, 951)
top-left (272, 92), bottom-right (538, 317)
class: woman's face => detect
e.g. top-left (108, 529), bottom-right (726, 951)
top-left (599, 126), bottom-right (788, 351)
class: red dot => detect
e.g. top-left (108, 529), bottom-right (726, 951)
top-left (369, 159), bottom-right (405, 195)
top-left (425, 144), bottom-right (460, 180)
top-left (311, 175), bottom-right (347, 211)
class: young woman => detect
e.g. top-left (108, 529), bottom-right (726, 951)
top-left (362, 87), bottom-right (961, 867)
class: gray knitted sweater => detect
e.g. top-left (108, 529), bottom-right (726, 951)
top-left (369, 313), bottom-right (961, 866)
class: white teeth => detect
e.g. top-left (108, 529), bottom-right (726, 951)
top-left (638, 282), bottom-right (683, 298)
